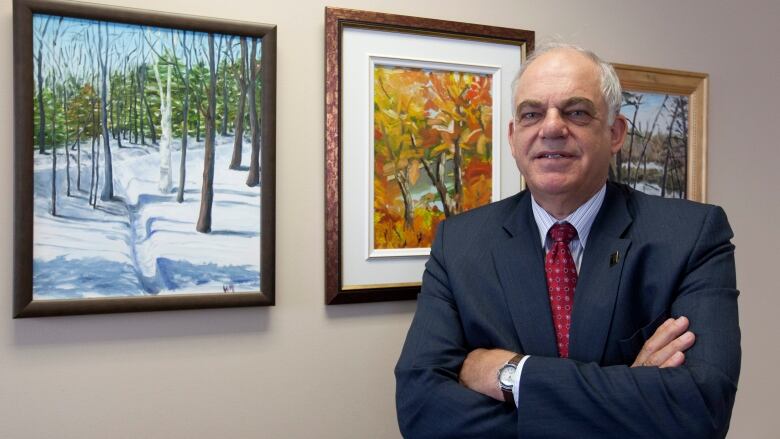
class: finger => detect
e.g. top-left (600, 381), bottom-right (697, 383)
top-left (660, 351), bottom-right (685, 368)
top-left (632, 317), bottom-right (689, 366)
top-left (645, 331), bottom-right (695, 367)
top-left (633, 318), bottom-right (679, 366)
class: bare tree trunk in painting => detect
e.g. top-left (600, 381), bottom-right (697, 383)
top-left (50, 75), bottom-right (57, 216)
top-left (131, 71), bottom-right (138, 144)
top-left (380, 127), bottom-right (414, 231)
top-left (622, 93), bottom-right (641, 185)
top-left (120, 54), bottom-right (130, 144)
top-left (94, 135), bottom-right (101, 208)
top-left (229, 37), bottom-right (248, 170)
top-left (177, 31), bottom-right (192, 203)
top-left (196, 33), bottom-right (217, 233)
top-left (632, 95), bottom-right (668, 188)
top-left (452, 135), bottom-right (463, 213)
top-left (396, 170), bottom-right (414, 231)
top-left (195, 92), bottom-right (202, 143)
top-left (110, 73), bottom-right (119, 144)
top-left (99, 23), bottom-right (114, 201)
top-left (153, 59), bottom-right (173, 194)
top-left (245, 38), bottom-right (261, 187)
top-left (76, 115), bottom-right (82, 191)
top-left (89, 107), bottom-right (96, 205)
top-left (90, 86), bottom-right (101, 208)
top-left (420, 151), bottom-right (454, 218)
top-left (221, 35), bottom-right (232, 137)
top-left (35, 16), bottom-right (51, 155)
top-left (47, 18), bottom-right (65, 215)
top-left (138, 65), bottom-right (147, 145)
top-left (63, 85), bottom-right (71, 197)
top-left (660, 98), bottom-right (683, 198)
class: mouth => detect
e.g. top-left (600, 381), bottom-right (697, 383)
top-left (536, 152), bottom-right (575, 159)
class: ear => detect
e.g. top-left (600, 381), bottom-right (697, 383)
top-left (508, 118), bottom-right (521, 158)
top-left (508, 118), bottom-right (516, 139)
top-left (609, 114), bottom-right (628, 154)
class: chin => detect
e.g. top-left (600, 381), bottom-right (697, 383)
top-left (526, 182), bottom-right (574, 198)
top-left (526, 175), bottom-right (575, 194)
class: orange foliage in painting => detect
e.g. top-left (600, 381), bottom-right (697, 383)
top-left (374, 65), bottom-right (493, 249)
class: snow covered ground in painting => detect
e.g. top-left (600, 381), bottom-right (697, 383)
top-left (33, 136), bottom-right (261, 299)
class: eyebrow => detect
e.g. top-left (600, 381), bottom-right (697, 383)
top-left (515, 99), bottom-right (543, 114)
top-left (561, 97), bottom-right (597, 112)
top-left (515, 97), bottom-right (598, 114)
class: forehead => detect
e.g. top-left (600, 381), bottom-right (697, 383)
top-left (515, 49), bottom-right (604, 106)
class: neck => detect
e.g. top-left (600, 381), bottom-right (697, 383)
top-left (532, 184), bottom-right (605, 220)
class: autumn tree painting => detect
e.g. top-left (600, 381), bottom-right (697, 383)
top-left (373, 65), bottom-right (494, 250)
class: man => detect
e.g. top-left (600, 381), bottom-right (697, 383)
top-left (395, 44), bottom-right (740, 438)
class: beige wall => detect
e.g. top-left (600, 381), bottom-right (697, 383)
top-left (1, 0), bottom-right (777, 437)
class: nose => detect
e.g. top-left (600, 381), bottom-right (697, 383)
top-left (539, 109), bottom-right (568, 139)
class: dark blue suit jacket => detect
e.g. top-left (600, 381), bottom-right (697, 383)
top-left (395, 182), bottom-right (740, 438)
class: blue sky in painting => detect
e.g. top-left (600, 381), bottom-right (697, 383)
top-left (621, 91), bottom-right (688, 133)
top-left (32, 13), bottom-right (258, 78)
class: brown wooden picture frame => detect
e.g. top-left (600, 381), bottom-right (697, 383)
top-left (13, 0), bottom-right (276, 317)
top-left (612, 63), bottom-right (708, 202)
top-left (324, 7), bottom-right (533, 304)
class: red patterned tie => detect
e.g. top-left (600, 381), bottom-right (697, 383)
top-left (545, 222), bottom-right (578, 358)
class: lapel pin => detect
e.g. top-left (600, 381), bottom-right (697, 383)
top-left (609, 251), bottom-right (620, 267)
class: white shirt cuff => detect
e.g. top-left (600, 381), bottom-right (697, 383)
top-left (511, 355), bottom-right (530, 407)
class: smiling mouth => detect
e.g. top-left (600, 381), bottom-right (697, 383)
top-left (537, 153), bottom-right (573, 159)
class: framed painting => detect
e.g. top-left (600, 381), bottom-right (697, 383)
top-left (13, 0), bottom-right (276, 317)
top-left (325, 7), bottom-right (533, 304)
top-left (611, 63), bottom-right (707, 201)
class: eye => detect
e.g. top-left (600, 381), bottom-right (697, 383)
top-left (518, 112), bottom-right (542, 126)
top-left (565, 109), bottom-right (593, 124)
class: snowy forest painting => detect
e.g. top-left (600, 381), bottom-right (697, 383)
top-left (610, 91), bottom-right (689, 198)
top-left (610, 63), bottom-right (708, 202)
top-left (13, 0), bottom-right (276, 316)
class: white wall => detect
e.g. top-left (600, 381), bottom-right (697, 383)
top-left (1, 0), bottom-right (777, 437)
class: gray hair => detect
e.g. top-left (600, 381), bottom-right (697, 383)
top-left (511, 42), bottom-right (622, 125)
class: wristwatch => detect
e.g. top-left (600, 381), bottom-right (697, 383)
top-left (497, 354), bottom-right (524, 405)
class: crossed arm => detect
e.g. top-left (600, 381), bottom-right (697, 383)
top-left (395, 206), bottom-right (740, 439)
top-left (460, 315), bottom-right (696, 402)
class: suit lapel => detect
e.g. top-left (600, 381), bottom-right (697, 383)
top-left (493, 193), bottom-right (559, 357)
top-left (568, 184), bottom-right (633, 362)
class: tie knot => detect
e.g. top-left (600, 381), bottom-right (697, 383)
top-left (550, 222), bottom-right (577, 244)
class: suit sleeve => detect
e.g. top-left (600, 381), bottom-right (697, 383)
top-left (395, 221), bottom-right (517, 439)
top-left (516, 205), bottom-right (740, 438)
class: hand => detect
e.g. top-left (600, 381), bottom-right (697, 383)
top-left (631, 316), bottom-right (696, 368)
top-left (459, 348), bottom-right (519, 401)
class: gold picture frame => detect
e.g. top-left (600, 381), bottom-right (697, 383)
top-left (611, 63), bottom-right (708, 202)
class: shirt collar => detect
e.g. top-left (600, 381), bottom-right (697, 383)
top-left (530, 184), bottom-right (606, 248)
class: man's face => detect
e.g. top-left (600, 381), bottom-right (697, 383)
top-left (509, 49), bottom-right (626, 206)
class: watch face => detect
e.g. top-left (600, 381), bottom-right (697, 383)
top-left (499, 365), bottom-right (517, 386)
